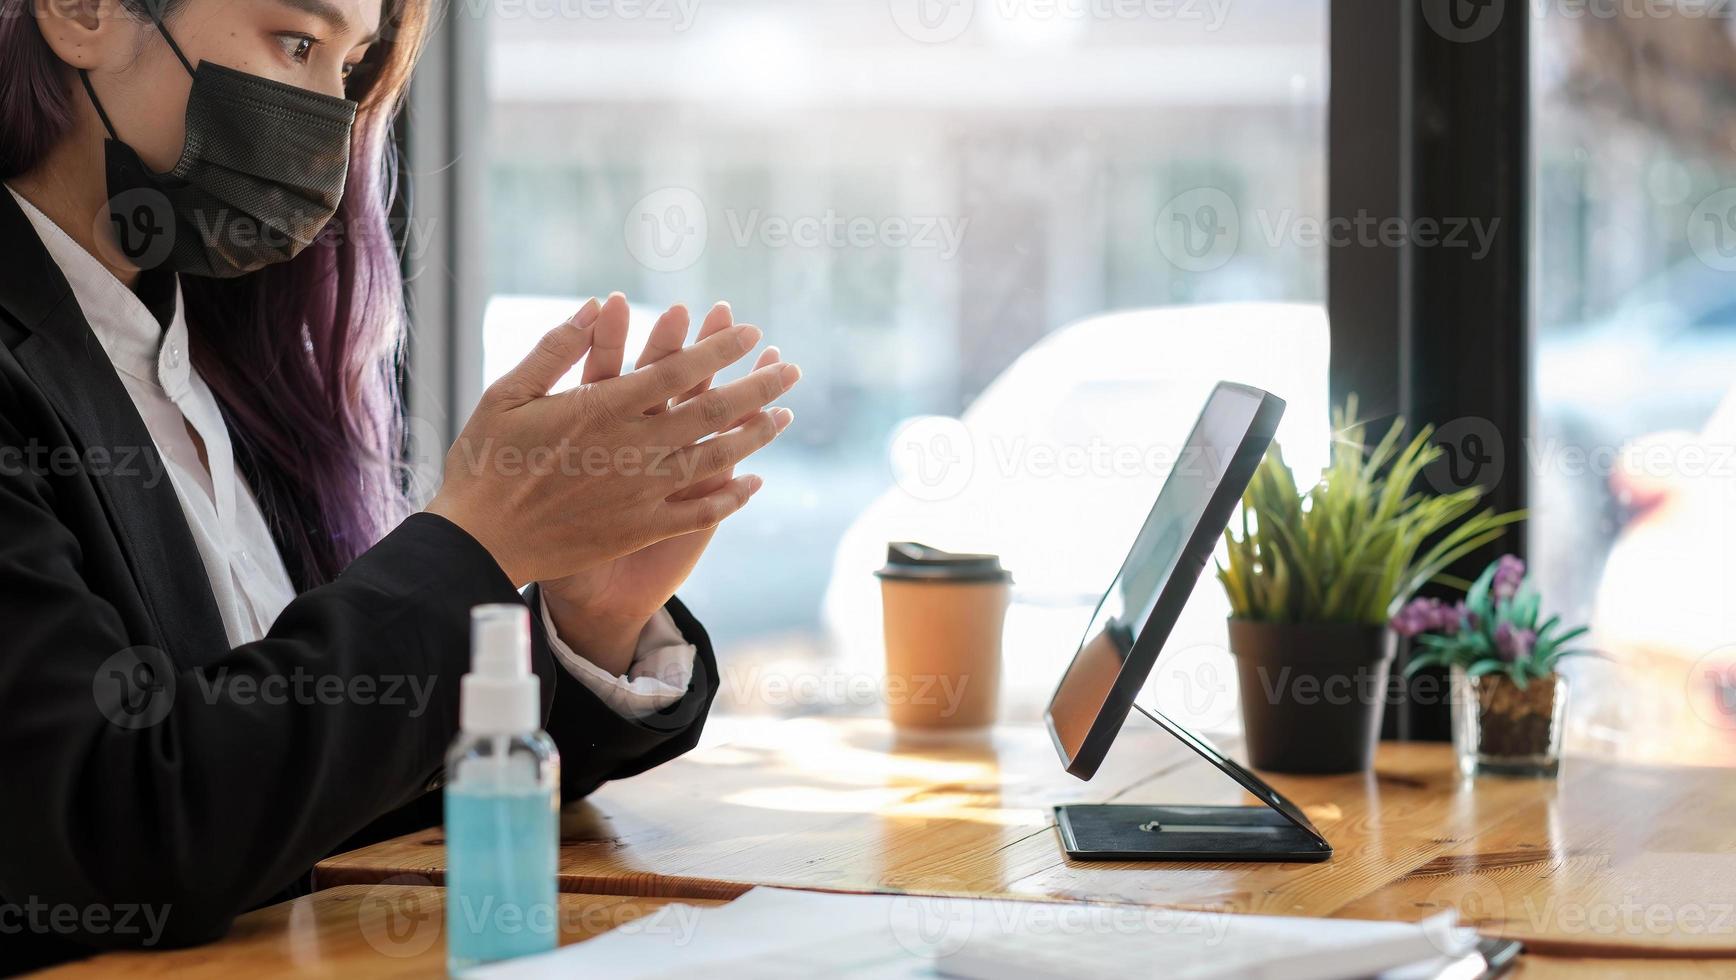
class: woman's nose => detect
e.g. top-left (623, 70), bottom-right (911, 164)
top-left (308, 67), bottom-right (349, 101)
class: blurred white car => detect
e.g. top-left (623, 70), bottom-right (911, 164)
top-left (821, 302), bottom-right (1332, 728)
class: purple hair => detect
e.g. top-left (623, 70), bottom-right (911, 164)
top-left (1, 0), bottom-right (431, 587)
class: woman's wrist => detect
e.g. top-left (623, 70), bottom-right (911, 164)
top-left (425, 493), bottom-right (527, 588)
top-left (540, 590), bottom-right (651, 676)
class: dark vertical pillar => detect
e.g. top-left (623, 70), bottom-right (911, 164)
top-left (1330, 1), bottom-right (1530, 739)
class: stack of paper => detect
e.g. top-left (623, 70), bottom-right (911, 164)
top-left (470, 888), bottom-right (1483, 980)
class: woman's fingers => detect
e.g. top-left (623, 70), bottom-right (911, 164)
top-left (711, 346), bottom-right (783, 434)
top-left (676, 302), bottom-right (736, 405)
top-left (656, 474), bottom-right (764, 536)
top-left (581, 292), bottom-right (632, 385)
top-left (727, 345), bottom-right (783, 429)
top-left (607, 324), bottom-right (763, 414)
top-left (637, 304), bottom-right (692, 415)
top-left (669, 408), bottom-right (794, 489)
top-left (661, 361), bottom-right (801, 446)
top-left (637, 304), bottom-right (691, 370)
top-left (486, 298), bottom-right (601, 405)
top-left (662, 347), bottom-right (783, 503)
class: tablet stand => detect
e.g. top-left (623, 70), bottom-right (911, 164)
top-left (1053, 705), bottom-right (1333, 862)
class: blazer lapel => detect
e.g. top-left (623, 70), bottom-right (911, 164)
top-left (0, 189), bottom-right (231, 666)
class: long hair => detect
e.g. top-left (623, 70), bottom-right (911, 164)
top-left (0, 0), bottom-right (431, 587)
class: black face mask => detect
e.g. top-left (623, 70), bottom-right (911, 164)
top-left (80, 16), bottom-right (358, 279)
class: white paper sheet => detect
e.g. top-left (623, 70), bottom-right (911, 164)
top-left (468, 887), bottom-right (1477, 980)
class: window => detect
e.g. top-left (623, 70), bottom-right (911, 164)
top-left (1531, 4), bottom-right (1736, 764)
top-left (469, 0), bottom-right (1330, 720)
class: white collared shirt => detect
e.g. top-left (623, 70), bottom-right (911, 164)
top-left (9, 186), bottom-right (693, 720)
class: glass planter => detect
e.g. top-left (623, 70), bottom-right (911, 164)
top-left (1450, 667), bottom-right (1568, 777)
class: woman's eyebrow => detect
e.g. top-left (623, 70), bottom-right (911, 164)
top-left (269, 0), bottom-right (380, 43)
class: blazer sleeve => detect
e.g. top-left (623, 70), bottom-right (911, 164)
top-left (0, 402), bottom-right (713, 960)
top-left (532, 589), bottom-right (719, 804)
top-left (334, 593), bottom-right (719, 858)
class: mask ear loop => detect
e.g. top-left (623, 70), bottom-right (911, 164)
top-left (77, 70), bottom-right (123, 142)
top-left (77, 0), bottom-right (195, 141)
top-left (138, 0), bottom-right (197, 75)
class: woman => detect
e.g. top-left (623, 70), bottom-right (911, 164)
top-left (0, 0), bottom-right (799, 970)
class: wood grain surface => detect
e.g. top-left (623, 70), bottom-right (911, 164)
top-left (315, 717), bottom-right (1736, 959)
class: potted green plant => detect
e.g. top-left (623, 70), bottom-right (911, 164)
top-left (1217, 402), bottom-right (1524, 773)
top-left (1395, 555), bottom-right (1588, 777)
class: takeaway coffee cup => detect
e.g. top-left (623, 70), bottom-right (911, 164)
top-left (876, 542), bottom-right (1012, 730)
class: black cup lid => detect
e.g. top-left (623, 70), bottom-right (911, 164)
top-left (875, 541), bottom-right (1011, 583)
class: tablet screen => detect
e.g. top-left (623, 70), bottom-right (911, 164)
top-left (1046, 383), bottom-right (1281, 777)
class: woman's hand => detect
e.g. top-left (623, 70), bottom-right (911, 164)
top-left (539, 300), bottom-right (796, 672)
top-left (425, 294), bottom-right (800, 594)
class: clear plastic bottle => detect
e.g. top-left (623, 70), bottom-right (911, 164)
top-left (445, 605), bottom-right (560, 975)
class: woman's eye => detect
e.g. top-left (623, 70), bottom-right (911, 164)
top-left (277, 34), bottom-right (318, 65)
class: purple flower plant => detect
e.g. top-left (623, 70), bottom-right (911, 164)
top-left (1491, 554), bottom-right (1526, 602)
top-left (1494, 622), bottom-right (1537, 663)
top-left (1399, 553), bottom-right (1587, 686)
top-left (1390, 597), bottom-right (1466, 638)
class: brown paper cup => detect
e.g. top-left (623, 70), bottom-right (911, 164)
top-left (877, 543), bottom-right (1011, 731)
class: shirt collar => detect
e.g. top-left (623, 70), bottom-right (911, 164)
top-left (4, 185), bottom-right (190, 394)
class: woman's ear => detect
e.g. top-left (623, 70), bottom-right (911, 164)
top-left (32, 0), bottom-right (138, 71)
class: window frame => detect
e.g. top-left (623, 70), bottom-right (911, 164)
top-left (402, 9), bottom-right (491, 448)
top-left (1328, 0), bottom-right (1532, 739)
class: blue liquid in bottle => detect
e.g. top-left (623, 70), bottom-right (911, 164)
top-left (446, 606), bottom-right (560, 976)
top-left (445, 759), bottom-right (558, 973)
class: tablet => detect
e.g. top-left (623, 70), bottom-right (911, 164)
top-left (1045, 382), bottom-right (1284, 779)
top-left (1043, 382), bottom-right (1339, 861)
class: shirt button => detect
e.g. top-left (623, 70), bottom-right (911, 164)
top-left (166, 343), bottom-right (183, 368)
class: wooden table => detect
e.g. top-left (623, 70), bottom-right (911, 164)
top-left (316, 717), bottom-right (1736, 961)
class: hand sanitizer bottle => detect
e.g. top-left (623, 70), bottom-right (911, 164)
top-left (445, 604), bottom-right (559, 975)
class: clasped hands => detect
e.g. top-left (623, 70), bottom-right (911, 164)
top-left (427, 293), bottom-right (799, 674)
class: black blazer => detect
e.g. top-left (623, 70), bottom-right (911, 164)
top-left (0, 190), bottom-right (717, 973)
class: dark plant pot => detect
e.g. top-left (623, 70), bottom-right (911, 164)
top-left (1227, 620), bottom-right (1396, 774)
